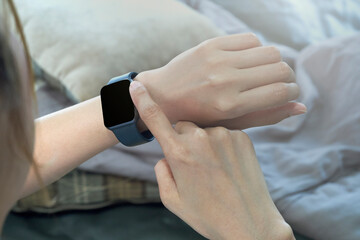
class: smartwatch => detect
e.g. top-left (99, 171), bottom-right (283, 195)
top-left (100, 72), bottom-right (154, 146)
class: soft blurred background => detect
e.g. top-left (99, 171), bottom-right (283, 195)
top-left (4, 0), bottom-right (360, 239)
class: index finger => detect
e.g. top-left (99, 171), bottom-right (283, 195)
top-left (207, 33), bottom-right (262, 51)
top-left (129, 80), bottom-right (177, 148)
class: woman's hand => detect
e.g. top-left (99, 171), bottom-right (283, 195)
top-left (130, 81), bottom-right (295, 240)
top-left (136, 33), bottom-right (306, 129)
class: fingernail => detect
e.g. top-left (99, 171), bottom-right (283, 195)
top-left (291, 103), bottom-right (307, 116)
top-left (130, 80), bottom-right (145, 92)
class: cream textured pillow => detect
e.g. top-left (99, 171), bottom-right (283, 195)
top-left (15, 0), bottom-right (223, 102)
top-left (212, 0), bottom-right (360, 50)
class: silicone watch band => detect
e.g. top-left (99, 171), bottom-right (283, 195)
top-left (108, 72), bottom-right (154, 146)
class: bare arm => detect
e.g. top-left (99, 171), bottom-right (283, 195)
top-left (20, 96), bottom-right (117, 198)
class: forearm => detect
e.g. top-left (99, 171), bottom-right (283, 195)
top-left (19, 72), bottom-right (157, 198)
top-left (20, 96), bottom-right (118, 198)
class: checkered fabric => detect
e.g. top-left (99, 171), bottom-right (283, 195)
top-left (13, 170), bottom-right (160, 213)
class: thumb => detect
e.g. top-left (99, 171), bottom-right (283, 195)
top-left (154, 158), bottom-right (180, 209)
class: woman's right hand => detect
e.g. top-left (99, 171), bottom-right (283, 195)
top-left (130, 81), bottom-right (295, 240)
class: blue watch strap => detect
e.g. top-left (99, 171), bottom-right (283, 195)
top-left (107, 72), bottom-right (154, 146)
top-left (111, 122), bottom-right (154, 147)
top-left (108, 72), bottom-right (137, 85)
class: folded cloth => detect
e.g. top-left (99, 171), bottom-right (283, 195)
top-left (14, 169), bottom-right (160, 213)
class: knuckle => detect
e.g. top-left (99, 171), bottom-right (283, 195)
top-left (267, 46), bottom-right (282, 61)
top-left (206, 73), bottom-right (222, 88)
top-left (162, 139), bottom-right (178, 157)
top-left (201, 37), bottom-right (218, 50)
top-left (141, 103), bottom-right (160, 120)
top-left (213, 98), bottom-right (234, 115)
top-left (272, 82), bottom-right (291, 101)
top-left (197, 39), bottom-right (215, 56)
top-left (245, 33), bottom-right (262, 46)
top-left (197, 40), bottom-right (225, 68)
top-left (234, 131), bottom-right (252, 145)
top-left (193, 43), bottom-right (207, 58)
top-left (171, 144), bottom-right (191, 161)
top-left (193, 128), bottom-right (208, 141)
top-left (278, 62), bottom-right (293, 81)
top-left (159, 189), bottom-right (173, 209)
top-left (212, 127), bottom-right (232, 142)
top-left (175, 121), bottom-right (187, 131)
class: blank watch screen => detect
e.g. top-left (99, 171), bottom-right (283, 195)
top-left (100, 80), bottom-right (135, 128)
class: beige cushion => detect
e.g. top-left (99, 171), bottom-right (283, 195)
top-left (15, 0), bottom-right (223, 102)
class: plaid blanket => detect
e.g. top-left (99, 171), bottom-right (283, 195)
top-left (14, 170), bottom-right (160, 213)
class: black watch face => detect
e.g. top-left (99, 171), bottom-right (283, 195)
top-left (100, 80), bottom-right (135, 128)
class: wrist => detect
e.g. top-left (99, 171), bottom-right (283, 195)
top-left (135, 69), bottom-right (178, 124)
top-left (215, 217), bottom-right (294, 240)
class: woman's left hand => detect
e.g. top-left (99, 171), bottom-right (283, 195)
top-left (136, 33), bottom-right (306, 129)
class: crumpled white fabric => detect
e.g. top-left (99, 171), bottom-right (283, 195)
top-left (249, 35), bottom-right (360, 240)
top-left (210, 0), bottom-right (360, 50)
